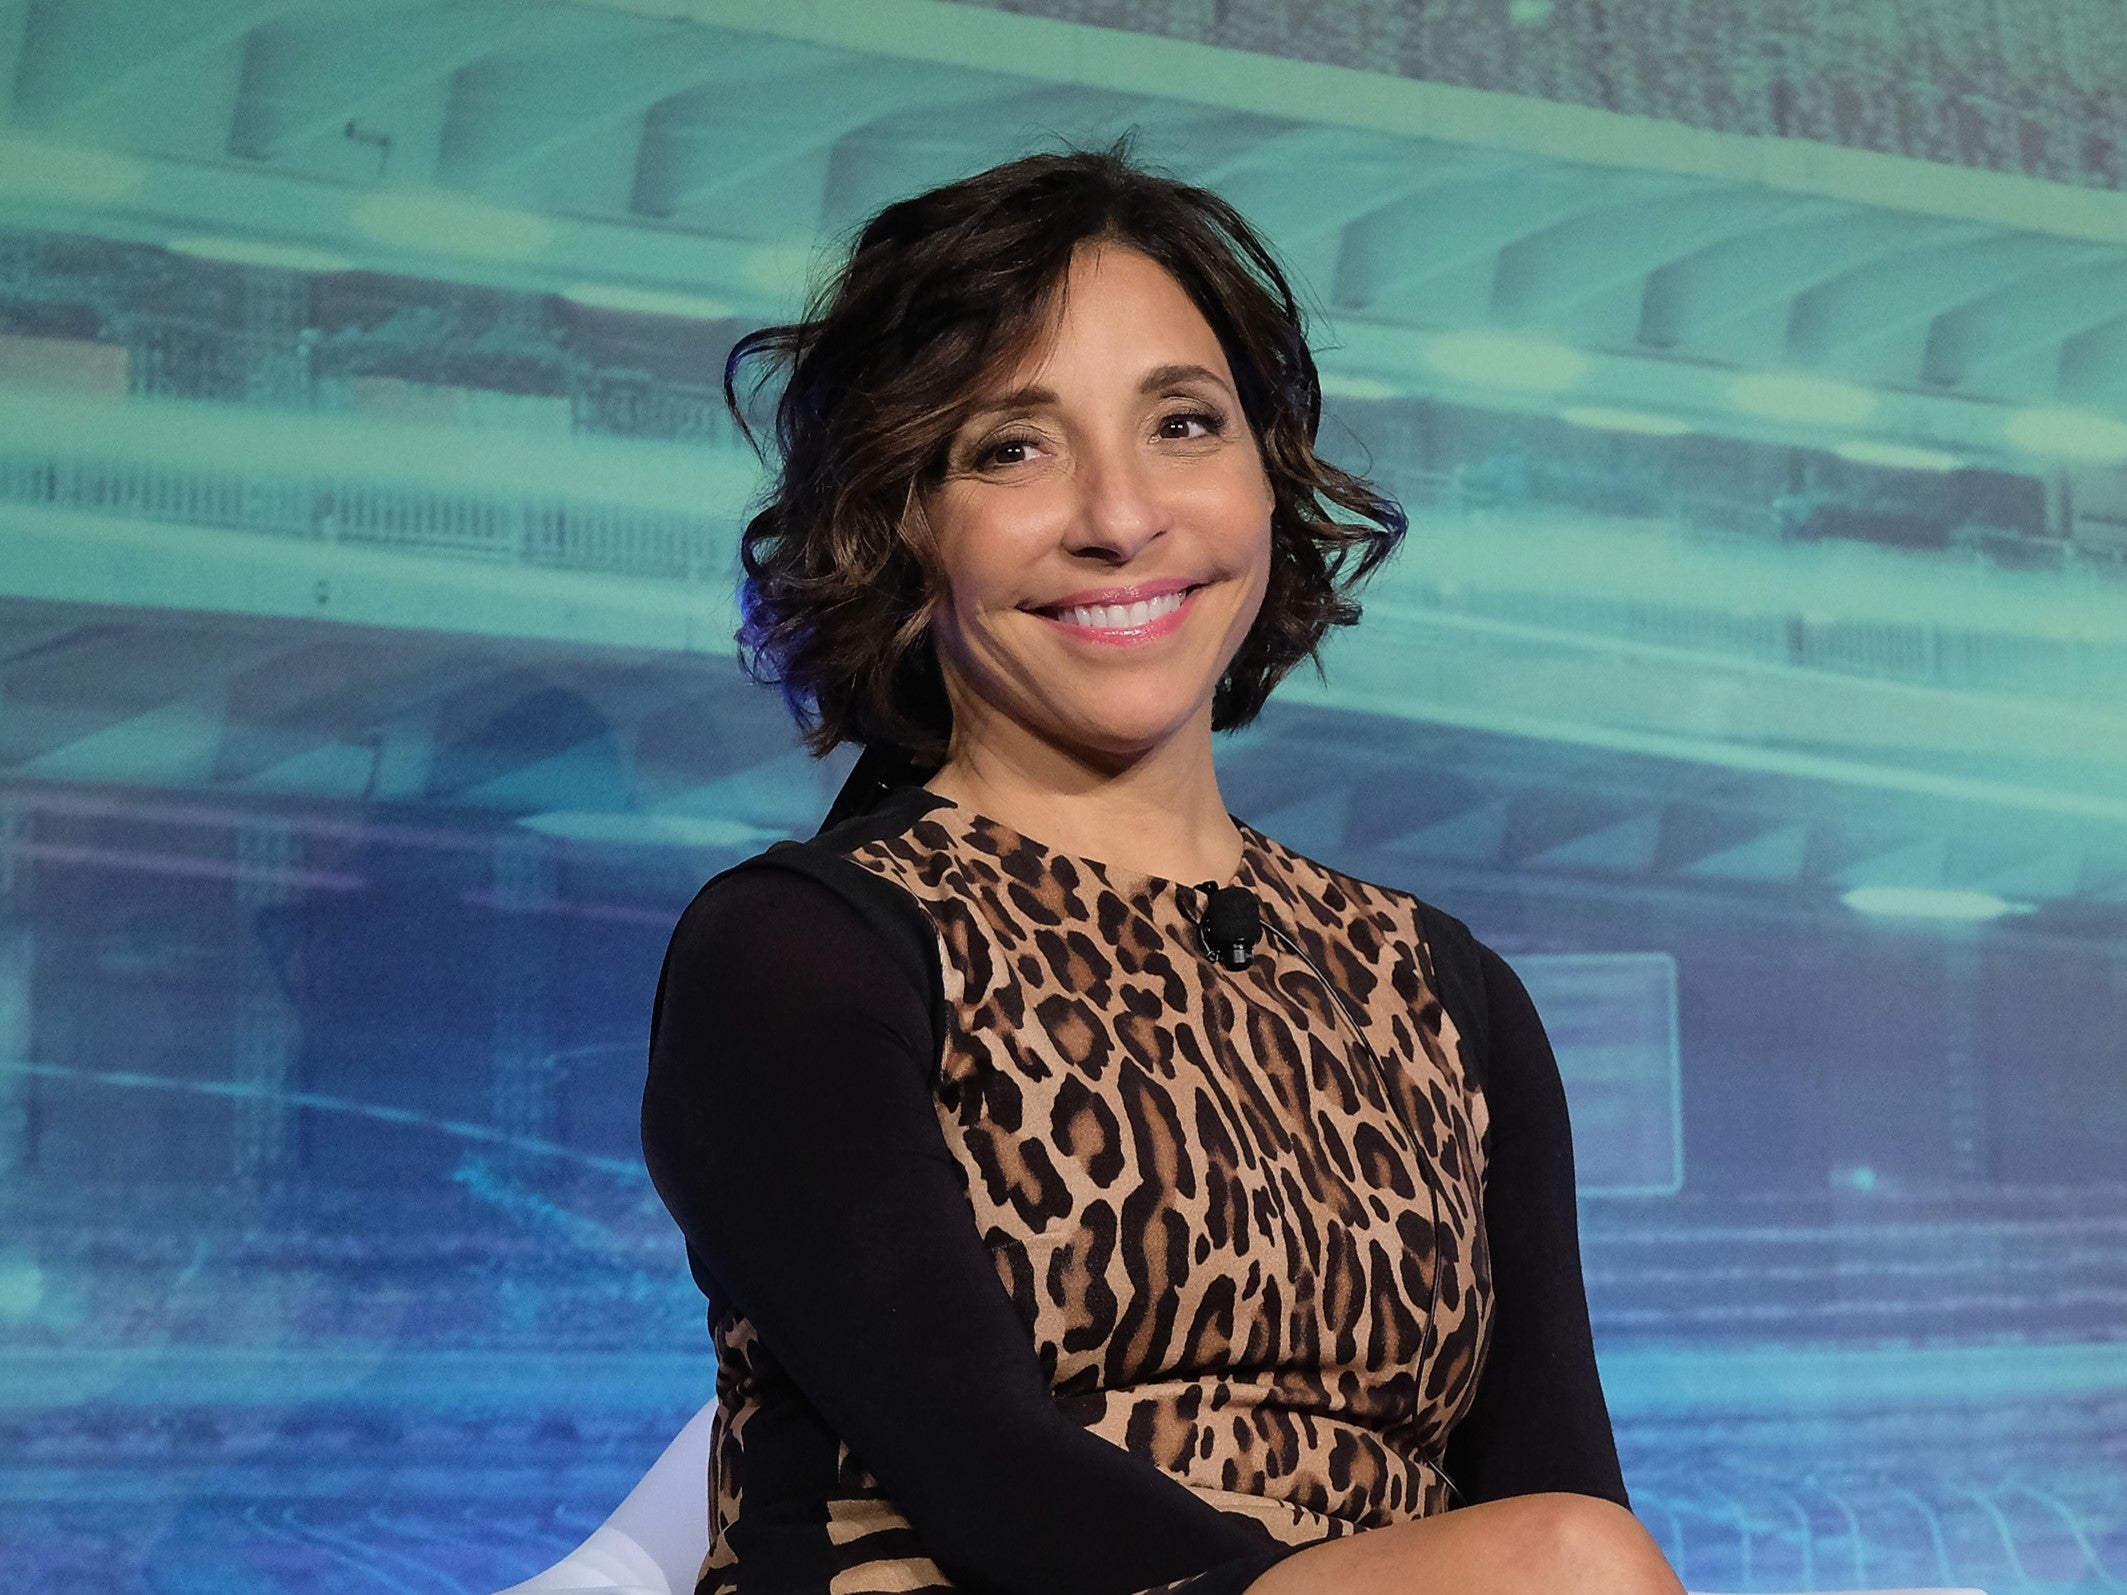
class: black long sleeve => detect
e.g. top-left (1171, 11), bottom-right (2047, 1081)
top-left (1442, 944), bottom-right (1630, 1508)
top-left (641, 865), bottom-right (1303, 1595)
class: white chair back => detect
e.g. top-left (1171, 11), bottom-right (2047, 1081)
top-left (494, 1401), bottom-right (717, 1595)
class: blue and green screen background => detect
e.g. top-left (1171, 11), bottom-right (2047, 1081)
top-left (2, 2), bottom-right (2123, 1591)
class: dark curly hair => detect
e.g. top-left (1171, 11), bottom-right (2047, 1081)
top-left (724, 132), bottom-right (1406, 770)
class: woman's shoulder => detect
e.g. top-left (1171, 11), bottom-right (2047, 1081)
top-left (681, 829), bottom-right (928, 955)
top-left (667, 825), bottom-right (947, 1054)
top-left (1252, 823), bottom-right (1470, 930)
top-left (1254, 825), bottom-right (1486, 952)
top-left (1251, 826), bottom-right (1497, 1077)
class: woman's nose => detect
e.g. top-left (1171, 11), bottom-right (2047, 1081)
top-left (1063, 439), bottom-right (1167, 559)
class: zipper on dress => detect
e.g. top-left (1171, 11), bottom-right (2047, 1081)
top-left (1434, 1453), bottom-right (1463, 1508)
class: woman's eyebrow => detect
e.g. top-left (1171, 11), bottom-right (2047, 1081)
top-left (963, 363), bottom-right (1229, 421)
top-left (1137, 362), bottom-right (1227, 394)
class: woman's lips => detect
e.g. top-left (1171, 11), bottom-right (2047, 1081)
top-left (1034, 583), bottom-right (1203, 646)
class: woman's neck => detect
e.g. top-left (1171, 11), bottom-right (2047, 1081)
top-left (919, 740), bottom-right (1244, 888)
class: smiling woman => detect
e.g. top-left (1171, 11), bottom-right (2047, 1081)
top-left (910, 240), bottom-right (1285, 870)
top-left (720, 136), bottom-right (1404, 793)
top-left (641, 135), bottom-right (1685, 1595)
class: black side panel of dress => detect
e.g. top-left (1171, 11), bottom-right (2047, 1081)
top-left (1410, 898), bottom-right (1492, 1098)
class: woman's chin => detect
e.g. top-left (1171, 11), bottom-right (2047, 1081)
top-left (1050, 709), bottom-right (1216, 760)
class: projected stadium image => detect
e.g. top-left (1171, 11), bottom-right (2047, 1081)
top-left (1, 2), bottom-right (2123, 1593)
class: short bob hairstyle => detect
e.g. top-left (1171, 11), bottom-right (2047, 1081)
top-left (724, 133), bottom-right (1406, 770)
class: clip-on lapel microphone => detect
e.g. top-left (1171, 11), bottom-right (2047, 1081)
top-left (1193, 881), bottom-right (1263, 969)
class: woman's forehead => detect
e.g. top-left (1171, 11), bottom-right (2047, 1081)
top-left (963, 268), bottom-right (1228, 403)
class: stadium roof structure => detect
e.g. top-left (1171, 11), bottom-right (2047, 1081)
top-left (2, 0), bottom-right (2126, 927)
top-left (10, 0), bottom-right (2127, 457)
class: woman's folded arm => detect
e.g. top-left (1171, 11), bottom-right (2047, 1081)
top-left (641, 863), bottom-right (1304, 1595)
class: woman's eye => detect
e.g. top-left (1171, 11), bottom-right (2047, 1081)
top-left (979, 432), bottom-right (1040, 468)
top-left (1161, 408), bottom-right (1226, 440)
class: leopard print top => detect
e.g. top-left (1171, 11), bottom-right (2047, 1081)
top-left (698, 785), bottom-right (1494, 1593)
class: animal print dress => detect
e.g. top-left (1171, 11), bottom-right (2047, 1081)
top-left (692, 783), bottom-right (1494, 1592)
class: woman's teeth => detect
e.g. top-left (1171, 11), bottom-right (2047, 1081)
top-left (1052, 588), bottom-right (1190, 629)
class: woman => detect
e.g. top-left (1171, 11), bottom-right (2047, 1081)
top-left (641, 138), bottom-right (1685, 1595)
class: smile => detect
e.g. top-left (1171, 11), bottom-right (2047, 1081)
top-left (1035, 584), bottom-right (1202, 644)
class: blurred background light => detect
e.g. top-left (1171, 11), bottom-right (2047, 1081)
top-left (561, 282), bottom-right (735, 321)
top-left (1841, 886), bottom-right (2024, 922)
top-left (0, 138), bottom-right (144, 202)
top-left (742, 242), bottom-right (816, 298)
top-left (1318, 372), bottom-right (1407, 400)
top-left (558, 283), bottom-right (735, 320)
top-left (2003, 405), bottom-right (2127, 462)
top-left (0, 1248), bottom-right (42, 1319)
top-left (1425, 329), bottom-right (1589, 391)
top-left (1832, 439), bottom-right (1963, 472)
top-left (1729, 371), bottom-right (1880, 425)
top-left (351, 191), bottom-right (557, 259)
top-left (516, 811), bottom-right (778, 848)
top-left (1560, 404), bottom-right (1695, 436)
top-left (166, 236), bottom-right (356, 273)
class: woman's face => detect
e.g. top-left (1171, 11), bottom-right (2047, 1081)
top-left (919, 241), bottom-right (1275, 774)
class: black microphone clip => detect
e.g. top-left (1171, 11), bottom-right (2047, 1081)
top-left (1193, 881), bottom-right (1262, 970)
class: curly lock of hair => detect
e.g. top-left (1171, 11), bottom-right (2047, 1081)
top-left (723, 131), bottom-right (1406, 772)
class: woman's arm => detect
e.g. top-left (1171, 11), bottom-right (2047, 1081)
top-left (1440, 943), bottom-right (1629, 1507)
top-left (641, 863), bottom-right (1307, 1595)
